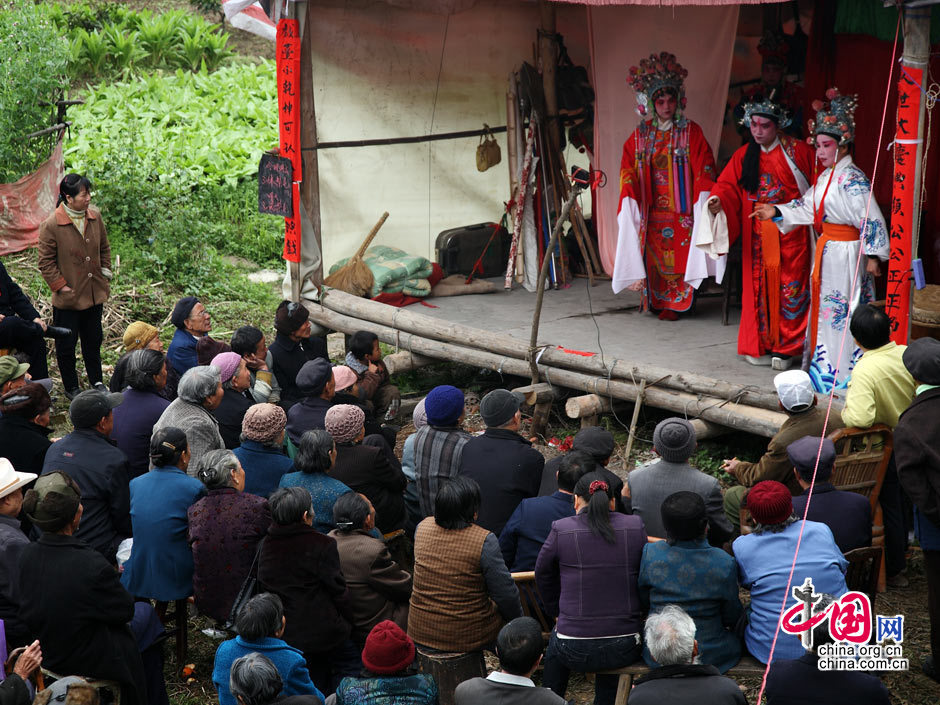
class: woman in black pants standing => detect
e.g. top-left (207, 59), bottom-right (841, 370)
top-left (38, 173), bottom-right (112, 399)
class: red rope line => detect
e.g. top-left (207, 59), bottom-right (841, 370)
top-left (754, 13), bottom-right (901, 702)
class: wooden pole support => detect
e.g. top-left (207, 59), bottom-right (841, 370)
top-left (512, 383), bottom-right (555, 406)
top-left (383, 351), bottom-right (434, 376)
top-left (531, 401), bottom-right (552, 440)
top-left (623, 380), bottom-right (647, 462)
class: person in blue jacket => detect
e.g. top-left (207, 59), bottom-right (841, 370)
top-left (121, 427), bottom-right (206, 601)
top-left (213, 592), bottom-right (324, 705)
top-left (166, 296), bottom-right (212, 381)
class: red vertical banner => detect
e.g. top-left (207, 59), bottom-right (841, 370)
top-left (886, 67), bottom-right (922, 344)
top-left (283, 182), bottom-right (301, 262)
top-left (276, 18), bottom-right (302, 263)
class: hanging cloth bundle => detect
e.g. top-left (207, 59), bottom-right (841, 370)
top-left (476, 124), bottom-right (502, 171)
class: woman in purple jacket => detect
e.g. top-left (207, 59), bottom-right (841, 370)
top-left (535, 472), bottom-right (648, 705)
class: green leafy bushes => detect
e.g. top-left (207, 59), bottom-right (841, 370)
top-left (58, 4), bottom-right (233, 78)
top-left (0, 0), bottom-right (70, 182)
top-left (65, 61), bottom-right (277, 187)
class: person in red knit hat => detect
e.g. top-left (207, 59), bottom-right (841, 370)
top-left (733, 480), bottom-right (848, 664)
top-left (332, 621), bottom-right (437, 705)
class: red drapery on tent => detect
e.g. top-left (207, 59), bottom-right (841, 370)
top-left (804, 4), bottom-right (940, 285)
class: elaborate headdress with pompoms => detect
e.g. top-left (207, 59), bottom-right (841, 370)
top-left (808, 88), bottom-right (857, 146)
top-left (627, 52), bottom-right (688, 121)
top-left (739, 88), bottom-right (792, 129)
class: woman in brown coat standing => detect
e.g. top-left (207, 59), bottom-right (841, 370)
top-left (38, 174), bottom-right (112, 398)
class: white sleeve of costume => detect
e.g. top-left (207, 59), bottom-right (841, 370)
top-left (611, 197), bottom-right (647, 294)
top-left (692, 195), bottom-right (730, 260)
top-left (685, 192), bottom-right (727, 287)
top-left (776, 192), bottom-right (815, 234)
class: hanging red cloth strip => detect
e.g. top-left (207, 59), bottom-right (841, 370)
top-left (886, 66), bottom-right (922, 344)
top-left (277, 19), bottom-right (302, 263)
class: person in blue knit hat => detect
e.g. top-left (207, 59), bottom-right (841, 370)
top-left (412, 385), bottom-right (470, 519)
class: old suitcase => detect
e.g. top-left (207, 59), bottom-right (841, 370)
top-left (435, 222), bottom-right (510, 277)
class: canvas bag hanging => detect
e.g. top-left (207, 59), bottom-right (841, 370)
top-left (476, 124), bottom-right (502, 172)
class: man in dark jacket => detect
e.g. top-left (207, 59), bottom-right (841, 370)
top-left (537, 426), bottom-right (626, 512)
top-left (17, 472), bottom-right (148, 705)
top-left (499, 452), bottom-right (591, 572)
top-left (0, 383), bottom-right (53, 475)
top-left (268, 301), bottom-right (328, 407)
top-left (40, 390), bottom-right (131, 564)
top-left (286, 359), bottom-right (334, 446)
top-left (458, 389), bottom-right (543, 535)
top-left (0, 260), bottom-right (67, 381)
top-left (630, 605), bottom-right (745, 705)
top-left (894, 337), bottom-right (940, 683)
top-left (789, 435), bottom-right (872, 552)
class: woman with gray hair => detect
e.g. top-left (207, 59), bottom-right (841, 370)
top-left (152, 365), bottom-right (225, 474)
top-left (278, 430), bottom-right (354, 534)
top-left (188, 449), bottom-right (270, 625)
top-left (258, 487), bottom-right (358, 694)
top-left (112, 349), bottom-right (171, 478)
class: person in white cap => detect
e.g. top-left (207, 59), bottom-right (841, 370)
top-left (0, 457), bottom-right (38, 649)
top-left (721, 370), bottom-right (843, 533)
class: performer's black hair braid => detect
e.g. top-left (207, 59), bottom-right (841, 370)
top-left (738, 139), bottom-right (762, 194)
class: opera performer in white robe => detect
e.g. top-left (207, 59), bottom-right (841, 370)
top-left (753, 90), bottom-right (889, 391)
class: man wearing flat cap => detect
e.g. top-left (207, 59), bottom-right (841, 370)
top-left (458, 389), bottom-right (544, 535)
top-left (894, 336), bottom-right (940, 683)
top-left (286, 358), bottom-right (335, 446)
top-left (788, 436), bottom-right (871, 553)
top-left (40, 390), bottom-right (131, 564)
top-left (0, 457), bottom-right (38, 649)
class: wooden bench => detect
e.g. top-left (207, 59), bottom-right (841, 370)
top-left (601, 655), bottom-right (765, 705)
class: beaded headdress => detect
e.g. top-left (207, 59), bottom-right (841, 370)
top-left (757, 31), bottom-right (790, 67)
top-left (739, 88), bottom-right (792, 130)
top-left (627, 52), bottom-right (688, 120)
top-left (808, 88), bottom-right (858, 146)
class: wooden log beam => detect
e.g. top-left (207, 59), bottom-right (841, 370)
top-left (383, 350), bottom-right (434, 376)
top-left (566, 395), bottom-right (731, 439)
top-left (689, 419), bottom-right (729, 441)
top-left (316, 289), bottom-right (782, 412)
top-left (307, 303), bottom-right (787, 437)
top-left (512, 383), bottom-right (555, 406)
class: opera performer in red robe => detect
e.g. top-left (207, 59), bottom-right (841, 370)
top-left (612, 52), bottom-right (720, 320)
top-left (693, 93), bottom-right (814, 368)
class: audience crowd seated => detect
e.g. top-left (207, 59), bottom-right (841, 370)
top-left (0, 382), bottom-right (53, 474)
top-left (5, 276), bottom-right (919, 704)
top-left (627, 417), bottom-right (732, 544)
top-left (214, 593), bottom-right (325, 705)
top-left (629, 606), bottom-right (746, 705)
top-left (638, 491), bottom-right (742, 672)
top-left (733, 480), bottom-right (848, 663)
top-left (234, 403), bottom-right (294, 497)
top-left (153, 364), bottom-right (225, 472)
top-left (189, 449), bottom-right (271, 625)
top-left (212, 351), bottom-right (257, 449)
top-left (723, 369), bottom-right (843, 529)
top-left (459, 389), bottom-right (544, 535)
top-left (111, 349), bottom-right (171, 478)
top-left (788, 435), bottom-right (872, 552)
top-left (535, 471), bottom-right (647, 705)
top-left (279, 429), bottom-right (355, 535)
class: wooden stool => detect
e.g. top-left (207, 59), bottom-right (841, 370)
top-left (415, 647), bottom-right (485, 705)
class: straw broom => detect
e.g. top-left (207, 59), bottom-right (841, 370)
top-left (324, 212), bottom-right (389, 296)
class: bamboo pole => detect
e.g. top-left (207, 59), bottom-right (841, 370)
top-left (306, 303), bottom-right (787, 437)
top-left (315, 289), bottom-right (782, 411)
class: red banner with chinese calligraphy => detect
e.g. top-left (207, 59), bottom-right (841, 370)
top-left (886, 66), bottom-right (922, 344)
top-left (284, 182), bottom-right (301, 262)
top-left (276, 18), bottom-right (301, 263)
